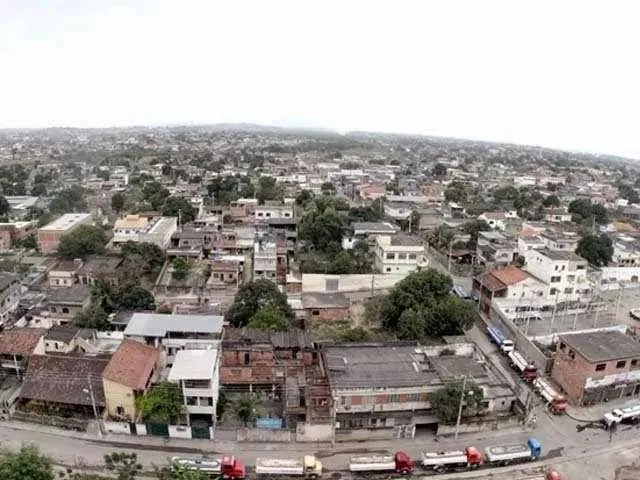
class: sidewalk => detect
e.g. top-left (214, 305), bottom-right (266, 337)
top-left (565, 397), bottom-right (640, 423)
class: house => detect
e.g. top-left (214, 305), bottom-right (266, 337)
top-left (301, 292), bottom-right (350, 322)
top-left (43, 324), bottom-right (94, 354)
top-left (254, 203), bottom-right (293, 221)
top-left (0, 328), bottom-right (46, 376)
top-left (209, 260), bottom-right (242, 285)
top-left (357, 183), bottom-right (386, 201)
top-left (77, 256), bottom-right (123, 286)
top-left (168, 349), bottom-right (220, 428)
top-left (523, 248), bottom-right (591, 301)
top-left (4, 196), bottom-right (39, 218)
top-left (0, 221), bottom-right (34, 251)
top-left (253, 237), bottom-right (287, 285)
top-left (48, 259), bottom-right (82, 288)
top-left (476, 231), bottom-right (518, 267)
top-left (123, 313), bottom-right (224, 366)
top-left (44, 285), bottom-right (91, 324)
top-left (374, 235), bottom-right (427, 274)
top-left (18, 354), bottom-right (109, 418)
top-left (103, 340), bottom-right (161, 420)
top-left (478, 211), bottom-right (518, 231)
top-left (324, 342), bottom-right (516, 440)
top-left (37, 213), bottom-right (93, 254)
top-left (551, 331), bottom-right (640, 405)
top-left (342, 222), bottom-right (399, 250)
top-left (0, 272), bottom-right (21, 326)
top-left (384, 203), bottom-right (412, 221)
top-left (543, 207), bottom-right (573, 223)
top-left (473, 265), bottom-right (533, 315)
top-left (112, 214), bottom-right (177, 249)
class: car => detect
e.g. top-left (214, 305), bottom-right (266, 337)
top-left (630, 309), bottom-right (640, 321)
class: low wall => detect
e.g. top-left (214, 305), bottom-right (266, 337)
top-left (335, 427), bottom-right (394, 442)
top-left (236, 427), bottom-right (292, 442)
top-left (437, 415), bottom-right (522, 437)
top-left (103, 421), bottom-right (132, 435)
top-left (296, 423), bottom-right (333, 442)
top-left (169, 425), bottom-right (192, 439)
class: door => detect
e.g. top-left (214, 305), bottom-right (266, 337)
top-left (146, 422), bottom-right (169, 437)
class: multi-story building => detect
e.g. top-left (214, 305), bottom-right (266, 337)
top-left (551, 331), bottom-right (640, 405)
top-left (168, 349), bottom-right (220, 427)
top-left (0, 272), bottom-right (21, 326)
top-left (254, 203), bottom-right (293, 221)
top-left (523, 248), bottom-right (591, 301)
top-left (342, 222), bottom-right (399, 250)
top-left (374, 235), bottom-right (427, 275)
top-left (253, 237), bottom-right (287, 284)
top-left (476, 231), bottom-right (518, 267)
top-left (123, 313), bottom-right (223, 366)
top-left (112, 214), bottom-right (177, 249)
top-left (37, 213), bottom-right (93, 254)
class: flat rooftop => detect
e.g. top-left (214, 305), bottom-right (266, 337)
top-left (124, 313), bottom-right (224, 337)
top-left (560, 331), bottom-right (640, 363)
top-left (168, 349), bottom-right (218, 380)
top-left (324, 344), bottom-right (439, 389)
top-left (537, 248), bottom-right (585, 262)
top-left (40, 213), bottom-right (91, 231)
top-left (351, 222), bottom-right (399, 234)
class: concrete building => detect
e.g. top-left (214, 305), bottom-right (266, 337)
top-left (4, 196), bottom-right (39, 218)
top-left (112, 214), bottom-right (177, 249)
top-left (253, 237), bottom-right (287, 285)
top-left (523, 248), bottom-right (591, 302)
top-left (168, 349), bottom-right (220, 427)
top-left (254, 204), bottom-right (293, 221)
top-left (324, 341), bottom-right (516, 440)
top-left (123, 313), bottom-right (223, 366)
top-left (0, 272), bottom-right (21, 326)
top-left (102, 340), bottom-right (162, 420)
top-left (383, 203), bottom-right (412, 221)
top-left (551, 331), bottom-right (640, 405)
top-left (374, 235), bottom-right (427, 274)
top-left (342, 222), bottom-right (399, 250)
top-left (37, 213), bottom-right (93, 254)
top-left (301, 292), bottom-right (350, 322)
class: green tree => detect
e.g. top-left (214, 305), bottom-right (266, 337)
top-left (396, 308), bottom-right (427, 341)
top-left (542, 195), bottom-right (561, 207)
top-left (226, 279), bottom-right (294, 327)
top-left (462, 219), bottom-right (492, 248)
top-left (30, 182), bottom-right (47, 197)
top-left (57, 225), bottom-right (107, 259)
top-left (576, 233), bottom-right (613, 267)
top-left (568, 198), bottom-right (607, 225)
top-left (256, 176), bottom-right (283, 204)
top-left (73, 303), bottom-right (111, 329)
top-left (295, 190), bottom-right (314, 207)
top-left (111, 192), bottom-right (126, 213)
top-left (428, 296), bottom-right (476, 337)
top-left (162, 197), bottom-right (197, 224)
top-left (431, 380), bottom-right (484, 423)
top-left (120, 242), bottom-right (164, 281)
top-left (444, 181), bottom-right (468, 204)
top-left (137, 382), bottom-right (185, 423)
top-left (142, 182), bottom-right (170, 210)
top-left (225, 393), bottom-right (264, 426)
top-left (171, 258), bottom-right (191, 281)
top-left (432, 163), bottom-right (448, 177)
top-left (298, 205), bottom-right (345, 255)
top-left (155, 461), bottom-right (209, 480)
top-left (247, 306), bottom-right (291, 331)
top-left (104, 452), bottom-right (143, 480)
top-left (339, 326), bottom-right (371, 342)
top-left (49, 186), bottom-right (88, 214)
top-left (116, 284), bottom-right (155, 310)
top-left (616, 181), bottom-right (640, 204)
top-left (0, 443), bottom-right (54, 480)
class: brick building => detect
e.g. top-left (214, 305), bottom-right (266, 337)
top-left (37, 213), bottom-right (93, 254)
top-left (551, 330), bottom-right (640, 405)
top-left (301, 292), bottom-right (350, 322)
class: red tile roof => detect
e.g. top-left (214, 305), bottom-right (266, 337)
top-left (0, 328), bottom-right (47, 356)
top-left (103, 340), bottom-right (160, 390)
top-left (491, 265), bottom-right (529, 286)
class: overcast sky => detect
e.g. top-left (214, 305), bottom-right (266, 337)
top-left (1, 1), bottom-right (639, 158)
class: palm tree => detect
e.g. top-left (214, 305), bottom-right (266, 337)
top-left (224, 393), bottom-right (264, 427)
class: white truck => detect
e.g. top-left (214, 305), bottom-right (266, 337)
top-left (533, 378), bottom-right (567, 414)
top-left (602, 404), bottom-right (640, 429)
top-left (254, 456), bottom-right (322, 479)
top-left (348, 452), bottom-right (414, 474)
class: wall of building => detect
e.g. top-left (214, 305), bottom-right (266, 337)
top-left (295, 423), bottom-right (333, 442)
top-left (306, 307), bottom-right (350, 322)
top-left (236, 427), bottom-right (292, 442)
top-left (103, 379), bottom-right (136, 419)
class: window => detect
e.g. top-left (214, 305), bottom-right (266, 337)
top-left (50, 307), bottom-right (57, 313)
top-left (199, 396), bottom-right (214, 406)
top-left (244, 352), bottom-right (250, 365)
top-left (567, 275), bottom-right (575, 282)
top-left (397, 253), bottom-right (407, 260)
top-left (569, 349), bottom-right (575, 359)
top-left (408, 253), bottom-right (417, 260)
top-left (116, 406), bottom-right (124, 416)
top-left (595, 363), bottom-right (606, 371)
top-left (312, 310), bottom-right (320, 316)
top-left (550, 288), bottom-right (557, 296)
top-left (564, 288), bottom-right (573, 294)
top-left (388, 394), bottom-right (399, 403)
top-left (550, 276), bottom-right (561, 283)
top-left (616, 360), bottom-right (627, 369)
top-left (559, 342), bottom-right (566, 351)
top-left (631, 359), bottom-right (639, 367)
top-left (186, 397), bottom-right (198, 406)
top-left (386, 253), bottom-right (395, 260)
top-left (386, 268), bottom-right (391, 272)
top-left (62, 307), bottom-right (69, 314)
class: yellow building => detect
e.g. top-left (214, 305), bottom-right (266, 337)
top-left (102, 339), bottom-right (161, 420)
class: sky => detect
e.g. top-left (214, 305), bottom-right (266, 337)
top-left (1, 0), bottom-right (639, 158)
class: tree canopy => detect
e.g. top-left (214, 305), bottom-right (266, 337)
top-left (171, 258), bottom-right (191, 281)
top-left (462, 219), bottom-right (491, 248)
top-left (576, 233), bottom-right (613, 267)
top-left (120, 242), bottom-right (164, 282)
top-left (431, 380), bottom-right (484, 423)
top-left (111, 192), bottom-right (126, 213)
top-left (137, 382), bottom-right (185, 423)
top-left (49, 186), bottom-right (88, 215)
top-left (0, 443), bottom-right (54, 480)
top-left (57, 225), bottom-right (108, 259)
top-left (225, 279), bottom-right (294, 327)
top-left (247, 305), bottom-right (291, 331)
top-left (298, 202), bottom-right (346, 255)
top-left (104, 452), bottom-right (143, 480)
top-left (224, 393), bottom-right (265, 426)
top-left (0, 195), bottom-right (9, 217)
top-left (542, 194), bottom-right (561, 207)
top-left (444, 181), bottom-right (468, 204)
top-left (207, 175), bottom-right (254, 205)
top-left (568, 198), bottom-right (608, 225)
top-left (256, 176), bottom-right (283, 204)
top-left (616, 181), bottom-right (640, 204)
top-left (161, 197), bottom-right (197, 224)
top-left (376, 269), bottom-right (474, 339)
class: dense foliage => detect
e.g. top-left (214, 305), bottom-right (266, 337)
top-left (431, 380), bottom-right (484, 423)
top-left (57, 225), bottom-right (108, 259)
top-left (137, 382), bottom-right (185, 423)
top-left (576, 233), bottom-right (614, 267)
top-left (225, 279), bottom-right (294, 327)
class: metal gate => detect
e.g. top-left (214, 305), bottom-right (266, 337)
top-left (191, 425), bottom-right (211, 439)
top-left (146, 422), bottom-right (169, 437)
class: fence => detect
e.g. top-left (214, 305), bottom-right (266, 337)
top-left (12, 410), bottom-right (89, 431)
top-left (102, 421), bottom-right (214, 439)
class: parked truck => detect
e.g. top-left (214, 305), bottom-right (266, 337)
top-left (255, 456), bottom-right (322, 479)
top-left (487, 326), bottom-right (514, 353)
top-left (533, 378), bottom-right (567, 414)
top-left (507, 350), bottom-right (537, 382)
top-left (172, 455), bottom-right (246, 479)
top-left (602, 404), bottom-right (640, 429)
top-left (484, 437), bottom-right (541, 465)
top-left (421, 447), bottom-right (483, 472)
top-left (348, 452), bottom-right (414, 475)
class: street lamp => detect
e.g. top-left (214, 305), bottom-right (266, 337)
top-left (454, 375), bottom-right (475, 440)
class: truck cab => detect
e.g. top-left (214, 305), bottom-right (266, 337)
top-left (221, 455), bottom-right (246, 480)
top-left (393, 451), bottom-right (414, 474)
top-left (527, 438), bottom-right (542, 460)
top-left (303, 455), bottom-right (322, 479)
top-left (464, 447), bottom-right (483, 466)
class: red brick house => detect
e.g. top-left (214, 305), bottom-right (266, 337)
top-left (301, 292), bottom-right (350, 322)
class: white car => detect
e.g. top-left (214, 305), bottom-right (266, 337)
top-left (630, 309), bottom-right (640, 321)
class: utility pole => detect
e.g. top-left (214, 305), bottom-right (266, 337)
top-left (447, 240), bottom-right (453, 273)
top-left (86, 374), bottom-right (102, 437)
top-left (454, 375), bottom-right (468, 441)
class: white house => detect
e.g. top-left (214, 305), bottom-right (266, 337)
top-left (254, 204), bottom-right (293, 220)
top-left (478, 211), bottom-right (518, 231)
top-left (374, 235), bottom-right (427, 274)
top-left (112, 215), bottom-right (177, 249)
top-left (168, 349), bottom-right (220, 428)
top-left (523, 248), bottom-right (591, 301)
top-left (543, 207), bottom-right (573, 223)
top-left (383, 203), bottom-right (412, 220)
